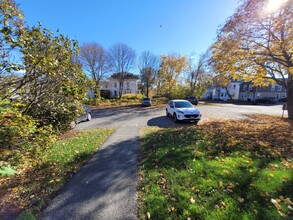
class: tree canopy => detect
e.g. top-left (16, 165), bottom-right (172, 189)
top-left (158, 54), bottom-right (189, 99)
top-left (0, 0), bottom-right (86, 130)
top-left (210, 0), bottom-right (293, 118)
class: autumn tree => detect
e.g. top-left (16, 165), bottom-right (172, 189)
top-left (107, 42), bottom-right (136, 98)
top-left (79, 43), bottom-right (108, 100)
top-left (210, 0), bottom-right (293, 118)
top-left (158, 54), bottom-right (189, 99)
top-left (186, 52), bottom-right (213, 97)
top-left (139, 51), bottom-right (159, 97)
top-left (0, 0), bottom-right (86, 130)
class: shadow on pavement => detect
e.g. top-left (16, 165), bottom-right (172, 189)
top-left (147, 116), bottom-right (197, 128)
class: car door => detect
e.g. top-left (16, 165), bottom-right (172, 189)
top-left (167, 101), bottom-right (175, 115)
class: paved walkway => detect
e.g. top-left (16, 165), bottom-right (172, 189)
top-left (42, 126), bottom-right (139, 220)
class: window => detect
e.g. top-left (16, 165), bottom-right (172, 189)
top-left (277, 86), bottom-right (282, 91)
top-left (233, 84), bottom-right (236, 89)
top-left (105, 85), bottom-right (108, 89)
top-left (114, 91), bottom-right (117, 96)
top-left (114, 82), bottom-right (117, 88)
top-left (127, 82), bottom-right (130, 87)
top-left (249, 84), bottom-right (252, 90)
top-left (271, 85), bottom-right (275, 91)
top-left (243, 85), bottom-right (247, 90)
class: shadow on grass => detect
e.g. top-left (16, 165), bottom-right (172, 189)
top-left (139, 116), bottom-right (293, 219)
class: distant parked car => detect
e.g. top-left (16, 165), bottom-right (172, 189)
top-left (166, 99), bottom-right (201, 123)
top-left (77, 105), bottom-right (92, 122)
top-left (255, 97), bottom-right (277, 104)
top-left (141, 98), bottom-right (152, 107)
top-left (278, 97), bottom-right (287, 102)
top-left (185, 96), bottom-right (198, 105)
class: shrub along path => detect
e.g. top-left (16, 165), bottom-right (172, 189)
top-left (42, 126), bottom-right (139, 220)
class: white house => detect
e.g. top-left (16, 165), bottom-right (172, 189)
top-left (204, 80), bottom-right (242, 101)
top-left (204, 80), bottom-right (287, 101)
top-left (100, 77), bottom-right (139, 98)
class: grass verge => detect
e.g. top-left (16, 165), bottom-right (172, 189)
top-left (138, 115), bottom-right (293, 219)
top-left (0, 128), bottom-right (115, 218)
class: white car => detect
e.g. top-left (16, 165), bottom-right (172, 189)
top-left (166, 99), bottom-right (201, 123)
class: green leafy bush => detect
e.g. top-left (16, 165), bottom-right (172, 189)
top-left (0, 100), bottom-right (56, 165)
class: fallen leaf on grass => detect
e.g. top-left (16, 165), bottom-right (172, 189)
top-left (271, 199), bottom-right (281, 209)
top-left (237, 197), bottom-right (245, 203)
top-left (283, 198), bottom-right (293, 205)
top-left (147, 212), bottom-right (151, 219)
top-left (190, 197), bottom-right (195, 204)
top-left (278, 211), bottom-right (286, 217)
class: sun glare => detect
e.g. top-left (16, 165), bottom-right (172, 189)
top-left (266, 0), bottom-right (288, 13)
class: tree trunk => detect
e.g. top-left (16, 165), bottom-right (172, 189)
top-left (224, 87), bottom-right (233, 101)
top-left (146, 85), bottom-right (149, 98)
top-left (287, 80), bottom-right (293, 119)
top-left (119, 82), bottom-right (123, 99)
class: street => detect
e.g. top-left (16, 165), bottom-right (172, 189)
top-left (74, 103), bottom-right (287, 130)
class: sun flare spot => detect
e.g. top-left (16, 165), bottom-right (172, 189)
top-left (266, 0), bottom-right (288, 13)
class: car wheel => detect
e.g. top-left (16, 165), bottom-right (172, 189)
top-left (173, 113), bottom-right (178, 122)
top-left (86, 113), bottom-right (91, 121)
top-left (166, 109), bottom-right (169, 117)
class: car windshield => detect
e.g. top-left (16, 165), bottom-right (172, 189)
top-left (143, 98), bottom-right (150, 101)
top-left (174, 101), bottom-right (193, 108)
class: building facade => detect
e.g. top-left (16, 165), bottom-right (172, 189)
top-left (203, 80), bottom-right (242, 101)
top-left (204, 80), bottom-right (287, 102)
top-left (100, 77), bottom-right (139, 98)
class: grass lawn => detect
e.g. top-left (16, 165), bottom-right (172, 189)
top-left (0, 128), bottom-right (115, 218)
top-left (139, 115), bottom-right (293, 219)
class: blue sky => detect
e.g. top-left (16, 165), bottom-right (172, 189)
top-left (17, 0), bottom-right (240, 62)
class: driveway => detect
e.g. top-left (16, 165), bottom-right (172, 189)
top-left (42, 103), bottom-right (287, 219)
top-left (75, 103), bottom-right (287, 129)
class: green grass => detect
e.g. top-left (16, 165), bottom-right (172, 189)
top-left (0, 128), bottom-right (115, 217)
top-left (139, 122), bottom-right (293, 220)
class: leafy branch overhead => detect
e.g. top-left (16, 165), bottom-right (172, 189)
top-left (209, 0), bottom-right (293, 118)
top-left (0, 0), bottom-right (87, 131)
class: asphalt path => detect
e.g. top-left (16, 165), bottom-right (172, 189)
top-left (42, 103), bottom-right (286, 219)
top-left (74, 103), bottom-right (287, 130)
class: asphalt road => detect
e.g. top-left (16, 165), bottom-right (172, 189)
top-left (42, 103), bottom-right (287, 220)
top-left (75, 103), bottom-right (287, 129)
